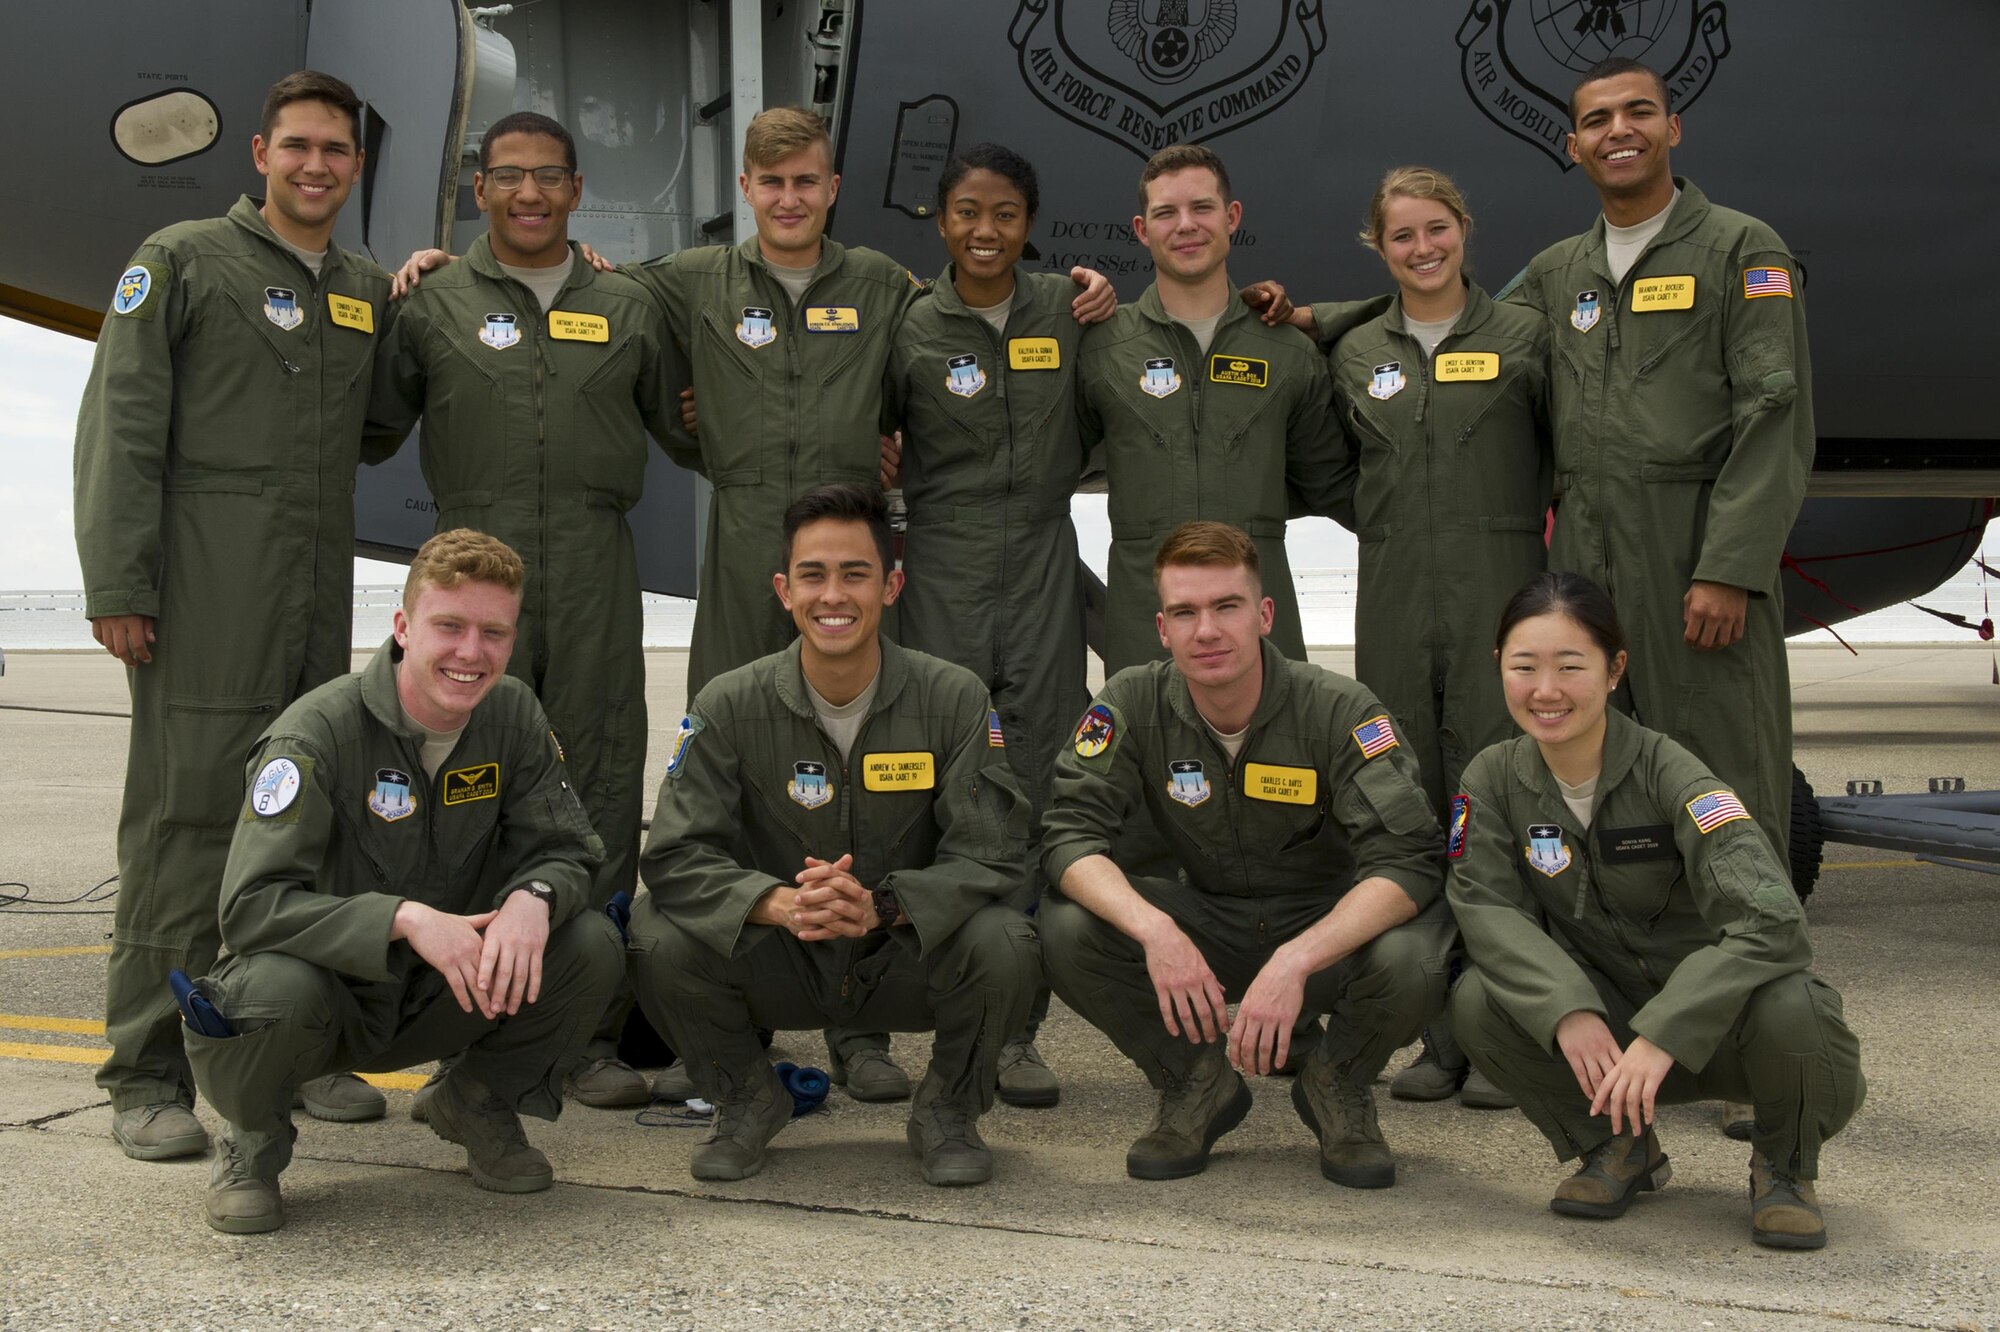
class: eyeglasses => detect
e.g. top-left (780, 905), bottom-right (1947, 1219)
top-left (484, 165), bottom-right (572, 190)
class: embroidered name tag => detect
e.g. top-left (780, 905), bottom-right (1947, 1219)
top-left (548, 310), bottom-right (610, 342)
top-left (442, 763), bottom-right (500, 805)
top-left (1008, 337), bottom-right (1061, 370)
top-left (805, 306), bottom-right (860, 333)
top-left (327, 293), bottom-right (374, 333)
top-left (1435, 352), bottom-right (1498, 381)
top-left (1597, 823), bottom-right (1677, 862)
top-left (1243, 762), bottom-right (1316, 804)
top-left (1208, 354), bottom-right (1269, 388)
top-left (1631, 276), bottom-right (1695, 311)
top-left (861, 752), bottom-right (935, 791)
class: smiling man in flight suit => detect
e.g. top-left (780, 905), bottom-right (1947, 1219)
top-left (629, 484), bottom-right (1039, 1186)
top-left (1039, 522), bottom-right (1452, 1186)
top-left (368, 111), bottom-right (681, 1109)
top-left (182, 530), bottom-right (620, 1234)
top-left (75, 70), bottom-right (395, 1157)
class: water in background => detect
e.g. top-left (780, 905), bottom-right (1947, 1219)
top-left (6, 562), bottom-right (1995, 651)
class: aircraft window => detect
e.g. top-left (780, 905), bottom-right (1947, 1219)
top-left (112, 90), bottom-right (222, 167)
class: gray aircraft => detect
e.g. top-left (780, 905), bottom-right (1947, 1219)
top-left (4, 0), bottom-right (1994, 881)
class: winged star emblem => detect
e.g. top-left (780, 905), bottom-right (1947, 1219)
top-left (1108, 0), bottom-right (1238, 85)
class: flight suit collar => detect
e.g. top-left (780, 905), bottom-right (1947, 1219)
top-left (462, 232), bottom-right (593, 300)
top-left (1580, 176), bottom-right (1712, 284)
top-left (737, 233), bottom-right (848, 281)
top-left (358, 636), bottom-right (428, 741)
top-left (228, 194), bottom-right (361, 280)
top-left (770, 634), bottom-right (913, 726)
top-left (1508, 706), bottom-right (1647, 830)
top-left (1163, 637), bottom-right (1293, 737)
top-left (924, 263), bottom-right (1029, 319)
top-left (1383, 279), bottom-right (1497, 340)
top-left (1134, 280), bottom-right (1257, 336)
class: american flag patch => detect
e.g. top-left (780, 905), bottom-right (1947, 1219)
top-left (987, 709), bottom-right (1005, 748)
top-left (1743, 267), bottom-right (1794, 299)
top-left (1351, 715), bottom-right (1399, 759)
top-left (1686, 789), bottom-right (1751, 834)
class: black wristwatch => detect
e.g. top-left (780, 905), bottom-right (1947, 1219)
top-left (508, 880), bottom-right (557, 911)
top-left (871, 887), bottom-right (902, 929)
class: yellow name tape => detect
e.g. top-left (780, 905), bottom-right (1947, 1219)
top-left (1208, 353), bottom-right (1269, 388)
top-left (442, 763), bottom-right (500, 805)
top-left (326, 293), bottom-right (374, 333)
top-left (1008, 337), bottom-right (1061, 370)
top-left (805, 306), bottom-right (860, 333)
top-left (1435, 352), bottom-right (1499, 381)
top-left (861, 752), bottom-right (935, 791)
top-left (1242, 762), bottom-right (1317, 805)
top-left (548, 310), bottom-right (610, 342)
top-left (1631, 275), bottom-right (1696, 310)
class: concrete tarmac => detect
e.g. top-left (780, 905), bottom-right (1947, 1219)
top-left (1, 644), bottom-right (1996, 1331)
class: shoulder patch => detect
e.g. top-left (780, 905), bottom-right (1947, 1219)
top-left (1446, 793), bottom-right (1471, 859)
top-left (666, 715), bottom-right (704, 779)
top-left (245, 756), bottom-right (309, 822)
top-left (1351, 715), bottom-right (1399, 760)
top-left (111, 265), bottom-right (154, 317)
top-left (1743, 266), bottom-right (1794, 299)
top-left (987, 709), bottom-right (1006, 748)
top-left (1686, 789), bottom-right (1751, 834)
top-left (1072, 702), bottom-right (1120, 762)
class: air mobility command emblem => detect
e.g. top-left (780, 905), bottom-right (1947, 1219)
top-left (1456, 0), bottom-right (1730, 170)
top-left (1351, 715), bottom-right (1399, 759)
top-left (946, 353), bottom-right (988, 399)
top-left (789, 760), bottom-right (832, 810)
top-left (1073, 703), bottom-right (1118, 760)
top-left (1367, 361), bottom-right (1405, 400)
top-left (263, 287), bottom-right (304, 331)
top-left (666, 715), bottom-right (703, 779)
top-left (1168, 759), bottom-right (1211, 808)
top-left (479, 312), bottom-right (521, 349)
top-left (111, 265), bottom-right (152, 316)
top-left (1686, 789), bottom-right (1751, 834)
top-left (1140, 357), bottom-right (1182, 399)
top-left (1525, 822), bottom-right (1571, 876)
top-left (738, 307), bottom-right (776, 348)
top-left (1446, 793), bottom-right (1471, 859)
top-left (368, 767), bottom-right (416, 823)
top-left (1570, 290), bottom-right (1601, 332)
top-left (246, 757), bottom-right (307, 821)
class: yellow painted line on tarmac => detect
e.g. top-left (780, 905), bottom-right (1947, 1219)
top-left (0, 1038), bottom-right (429, 1091)
top-left (0, 945), bottom-right (112, 961)
top-left (0, 1013), bottom-right (103, 1035)
top-left (1822, 859), bottom-right (1923, 871)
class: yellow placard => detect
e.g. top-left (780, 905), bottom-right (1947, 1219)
top-left (804, 305), bottom-right (861, 333)
top-left (548, 310), bottom-right (610, 342)
top-left (442, 763), bottom-right (500, 805)
top-left (1208, 353), bottom-right (1269, 388)
top-left (1630, 276), bottom-right (1696, 311)
top-left (1007, 337), bottom-right (1061, 370)
top-left (861, 752), bottom-right (935, 791)
top-left (326, 293), bottom-right (374, 333)
top-left (1435, 352), bottom-right (1499, 381)
top-left (1243, 762), bottom-right (1317, 805)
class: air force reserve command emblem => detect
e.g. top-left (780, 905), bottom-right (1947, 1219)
top-left (1457, 0), bottom-right (1731, 168)
top-left (1010, 0), bottom-right (1327, 158)
top-left (1168, 759), bottom-right (1211, 807)
top-left (788, 760), bottom-right (832, 810)
top-left (1140, 357), bottom-right (1182, 399)
top-left (111, 265), bottom-right (153, 316)
top-left (946, 353), bottom-right (988, 399)
top-left (1525, 822), bottom-right (1572, 877)
top-left (479, 312), bottom-right (521, 349)
top-left (737, 307), bottom-right (776, 348)
top-left (369, 767), bottom-right (416, 823)
top-left (263, 287), bottom-right (304, 331)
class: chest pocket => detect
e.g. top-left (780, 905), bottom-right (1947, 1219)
top-left (1594, 854), bottom-right (1683, 927)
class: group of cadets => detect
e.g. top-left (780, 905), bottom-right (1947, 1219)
top-left (73, 57), bottom-right (1862, 1249)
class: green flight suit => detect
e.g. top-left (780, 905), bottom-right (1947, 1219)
top-left (1038, 641), bottom-right (1454, 1085)
top-left (1508, 179), bottom-right (1812, 859)
top-left (630, 637), bottom-right (1039, 1111)
top-left (367, 236), bottom-right (679, 926)
top-left (1321, 282), bottom-right (1552, 818)
top-left (886, 264), bottom-right (1090, 849)
top-left (73, 195), bottom-right (391, 1112)
top-left (628, 237), bottom-right (921, 696)
top-left (1075, 288), bottom-right (1349, 674)
top-left (182, 640), bottom-right (619, 1180)
top-left (1447, 710), bottom-right (1863, 1178)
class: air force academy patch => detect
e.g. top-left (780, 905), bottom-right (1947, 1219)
top-left (263, 287), bottom-right (303, 331)
top-left (1525, 823), bottom-right (1571, 877)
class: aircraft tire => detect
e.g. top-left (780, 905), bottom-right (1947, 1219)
top-left (1789, 765), bottom-right (1825, 900)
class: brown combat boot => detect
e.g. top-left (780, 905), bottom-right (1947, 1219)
top-left (1550, 1127), bottom-right (1671, 1218)
top-left (1125, 1044), bottom-right (1252, 1180)
top-left (1291, 1049), bottom-right (1395, 1188)
top-left (1750, 1151), bottom-right (1827, 1250)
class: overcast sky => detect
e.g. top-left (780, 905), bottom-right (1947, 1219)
top-left (0, 314), bottom-right (1356, 592)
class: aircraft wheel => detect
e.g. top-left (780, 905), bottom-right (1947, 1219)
top-left (1790, 765), bottom-right (1824, 901)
